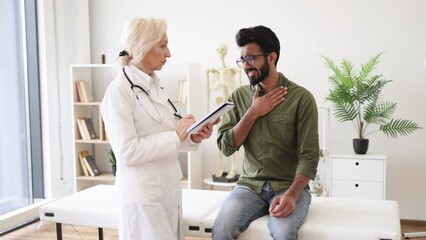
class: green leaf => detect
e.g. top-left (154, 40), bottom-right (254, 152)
top-left (105, 148), bottom-right (116, 165)
top-left (323, 52), bottom-right (421, 139)
top-left (380, 119), bottom-right (422, 138)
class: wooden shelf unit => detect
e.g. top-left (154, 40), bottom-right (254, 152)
top-left (70, 63), bottom-right (203, 191)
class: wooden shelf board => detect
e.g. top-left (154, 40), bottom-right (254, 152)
top-left (75, 139), bottom-right (109, 144)
top-left (77, 172), bottom-right (115, 182)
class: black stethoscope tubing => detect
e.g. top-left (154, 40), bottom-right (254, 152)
top-left (122, 67), bottom-right (182, 119)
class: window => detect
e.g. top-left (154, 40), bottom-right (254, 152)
top-left (0, 0), bottom-right (43, 225)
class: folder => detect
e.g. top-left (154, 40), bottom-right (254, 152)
top-left (187, 101), bottom-right (235, 134)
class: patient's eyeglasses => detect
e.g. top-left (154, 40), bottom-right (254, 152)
top-left (236, 53), bottom-right (270, 68)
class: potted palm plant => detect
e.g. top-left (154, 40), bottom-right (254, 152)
top-left (322, 52), bottom-right (421, 154)
top-left (106, 148), bottom-right (117, 176)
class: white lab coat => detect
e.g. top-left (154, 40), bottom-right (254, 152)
top-left (101, 65), bottom-right (199, 240)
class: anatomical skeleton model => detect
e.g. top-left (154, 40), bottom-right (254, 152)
top-left (206, 43), bottom-right (241, 180)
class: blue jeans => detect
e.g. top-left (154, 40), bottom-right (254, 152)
top-left (212, 181), bottom-right (311, 240)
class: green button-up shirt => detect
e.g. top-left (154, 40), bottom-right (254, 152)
top-left (217, 73), bottom-right (319, 194)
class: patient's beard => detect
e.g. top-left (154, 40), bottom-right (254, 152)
top-left (247, 62), bottom-right (270, 86)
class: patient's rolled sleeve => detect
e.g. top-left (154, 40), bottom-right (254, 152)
top-left (296, 154), bottom-right (319, 180)
top-left (217, 128), bottom-right (240, 157)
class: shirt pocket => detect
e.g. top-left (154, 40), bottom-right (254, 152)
top-left (269, 114), bottom-right (295, 140)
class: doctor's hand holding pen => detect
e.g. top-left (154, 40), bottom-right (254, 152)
top-left (176, 115), bottom-right (221, 143)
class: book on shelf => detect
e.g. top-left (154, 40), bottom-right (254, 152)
top-left (78, 151), bottom-right (101, 177)
top-left (75, 81), bottom-right (82, 102)
top-left (84, 118), bottom-right (97, 139)
top-left (81, 118), bottom-right (91, 140)
top-left (75, 81), bottom-right (87, 102)
top-left (84, 154), bottom-right (101, 176)
top-left (76, 117), bottom-right (91, 140)
top-left (84, 82), bottom-right (94, 102)
top-left (100, 118), bottom-right (108, 141)
top-left (78, 151), bottom-right (90, 177)
top-left (75, 81), bottom-right (94, 102)
top-left (76, 117), bottom-right (89, 140)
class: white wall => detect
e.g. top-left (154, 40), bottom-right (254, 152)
top-left (41, 0), bottom-right (426, 220)
top-left (38, 0), bottom-right (91, 197)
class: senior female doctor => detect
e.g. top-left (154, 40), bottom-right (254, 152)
top-left (101, 17), bottom-right (219, 240)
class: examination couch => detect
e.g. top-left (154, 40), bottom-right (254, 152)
top-left (39, 184), bottom-right (401, 240)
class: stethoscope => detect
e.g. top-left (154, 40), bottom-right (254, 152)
top-left (123, 67), bottom-right (182, 123)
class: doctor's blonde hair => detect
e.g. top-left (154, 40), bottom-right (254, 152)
top-left (120, 17), bottom-right (167, 66)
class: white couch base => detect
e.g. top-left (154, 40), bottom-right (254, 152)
top-left (39, 185), bottom-right (401, 240)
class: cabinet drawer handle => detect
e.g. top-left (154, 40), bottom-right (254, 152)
top-left (355, 162), bottom-right (359, 166)
top-left (355, 184), bottom-right (359, 187)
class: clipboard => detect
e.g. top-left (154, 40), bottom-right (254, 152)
top-left (187, 101), bottom-right (235, 134)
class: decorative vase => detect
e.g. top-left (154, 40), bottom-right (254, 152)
top-left (353, 138), bottom-right (369, 154)
top-left (112, 165), bottom-right (117, 176)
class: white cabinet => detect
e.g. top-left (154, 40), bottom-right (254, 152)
top-left (330, 154), bottom-right (386, 200)
top-left (71, 64), bottom-right (203, 191)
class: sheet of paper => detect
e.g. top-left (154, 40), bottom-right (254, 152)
top-left (187, 102), bottom-right (235, 134)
